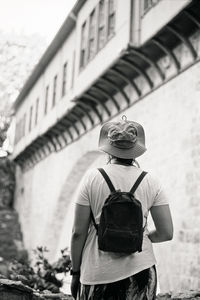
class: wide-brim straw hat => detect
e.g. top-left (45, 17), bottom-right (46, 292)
top-left (98, 117), bottom-right (146, 159)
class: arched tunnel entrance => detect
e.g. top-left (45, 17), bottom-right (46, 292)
top-left (45, 150), bottom-right (106, 259)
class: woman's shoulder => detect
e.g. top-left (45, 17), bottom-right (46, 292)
top-left (144, 170), bottom-right (163, 187)
top-left (142, 170), bottom-right (169, 205)
top-left (130, 168), bottom-right (164, 196)
top-left (83, 167), bottom-right (102, 182)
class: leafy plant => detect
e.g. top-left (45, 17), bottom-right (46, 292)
top-left (7, 246), bottom-right (71, 293)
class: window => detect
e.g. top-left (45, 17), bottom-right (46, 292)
top-left (44, 85), bottom-right (49, 115)
top-left (143, 0), bottom-right (161, 14)
top-left (143, 0), bottom-right (150, 12)
top-left (88, 9), bottom-right (96, 60)
top-left (14, 122), bottom-right (19, 144)
top-left (29, 106), bottom-right (33, 132)
top-left (22, 113), bottom-right (26, 137)
top-left (80, 21), bottom-right (87, 68)
top-left (71, 51), bottom-right (76, 89)
top-left (62, 62), bottom-right (67, 97)
top-left (35, 98), bottom-right (39, 125)
top-left (15, 114), bottom-right (26, 144)
top-left (98, 0), bottom-right (106, 50)
top-left (52, 75), bottom-right (57, 107)
top-left (18, 120), bottom-right (22, 141)
top-left (108, 0), bottom-right (116, 37)
top-left (79, 0), bottom-right (116, 70)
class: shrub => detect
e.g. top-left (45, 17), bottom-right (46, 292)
top-left (7, 246), bottom-right (71, 293)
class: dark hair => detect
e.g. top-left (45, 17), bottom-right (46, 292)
top-left (108, 155), bottom-right (134, 166)
top-left (115, 157), bottom-right (134, 165)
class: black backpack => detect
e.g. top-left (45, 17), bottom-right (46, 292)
top-left (91, 168), bottom-right (147, 254)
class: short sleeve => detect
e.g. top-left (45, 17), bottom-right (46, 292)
top-left (153, 186), bottom-right (169, 206)
top-left (75, 169), bottom-right (94, 206)
top-left (147, 173), bottom-right (169, 207)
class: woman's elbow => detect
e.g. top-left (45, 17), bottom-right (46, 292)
top-left (71, 228), bottom-right (82, 240)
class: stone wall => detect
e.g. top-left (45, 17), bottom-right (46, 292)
top-left (157, 291), bottom-right (200, 299)
top-left (1, 279), bottom-right (200, 299)
top-left (14, 55), bottom-right (200, 293)
top-left (0, 279), bottom-right (72, 300)
top-left (142, 61), bottom-right (200, 292)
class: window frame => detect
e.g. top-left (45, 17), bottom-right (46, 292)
top-left (79, 0), bottom-right (116, 71)
top-left (107, 0), bottom-right (116, 38)
top-left (80, 21), bottom-right (87, 69)
top-left (62, 62), bottom-right (68, 97)
top-left (35, 98), bottom-right (39, 126)
top-left (97, 0), bottom-right (106, 51)
top-left (29, 105), bottom-right (33, 132)
top-left (23, 113), bottom-right (26, 137)
top-left (142, 0), bottom-right (161, 16)
top-left (44, 85), bottom-right (49, 115)
top-left (52, 75), bottom-right (58, 107)
top-left (88, 8), bottom-right (96, 61)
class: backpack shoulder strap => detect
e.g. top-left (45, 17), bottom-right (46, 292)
top-left (130, 171), bottom-right (148, 194)
top-left (98, 168), bottom-right (116, 192)
top-left (90, 210), bottom-right (98, 233)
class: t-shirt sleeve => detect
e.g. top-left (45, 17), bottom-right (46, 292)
top-left (152, 186), bottom-right (169, 206)
top-left (147, 174), bottom-right (169, 207)
top-left (75, 169), bottom-right (95, 206)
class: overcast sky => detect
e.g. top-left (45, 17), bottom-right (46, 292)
top-left (0, 0), bottom-right (77, 43)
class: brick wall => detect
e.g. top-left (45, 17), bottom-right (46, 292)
top-left (14, 55), bottom-right (200, 292)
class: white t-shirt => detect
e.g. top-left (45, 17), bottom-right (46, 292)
top-left (75, 164), bottom-right (168, 285)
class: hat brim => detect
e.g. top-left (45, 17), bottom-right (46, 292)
top-left (99, 142), bottom-right (146, 159)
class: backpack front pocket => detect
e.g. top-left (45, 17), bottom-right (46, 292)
top-left (98, 227), bottom-right (139, 253)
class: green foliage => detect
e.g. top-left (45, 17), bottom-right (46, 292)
top-left (7, 246), bottom-right (71, 293)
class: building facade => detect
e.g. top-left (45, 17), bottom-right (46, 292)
top-left (12, 0), bottom-right (200, 292)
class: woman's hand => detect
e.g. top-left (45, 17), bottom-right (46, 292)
top-left (71, 274), bottom-right (80, 299)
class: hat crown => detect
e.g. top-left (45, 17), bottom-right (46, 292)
top-left (108, 122), bottom-right (137, 149)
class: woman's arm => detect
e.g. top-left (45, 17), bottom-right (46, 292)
top-left (71, 203), bottom-right (91, 271)
top-left (70, 203), bottom-right (91, 298)
top-left (148, 204), bottom-right (173, 243)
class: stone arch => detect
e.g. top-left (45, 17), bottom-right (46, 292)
top-left (45, 151), bottom-right (106, 260)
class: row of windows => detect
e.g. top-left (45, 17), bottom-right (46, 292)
top-left (80, 0), bottom-right (116, 69)
top-left (142, 0), bottom-right (162, 15)
top-left (14, 61), bottom-right (68, 145)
